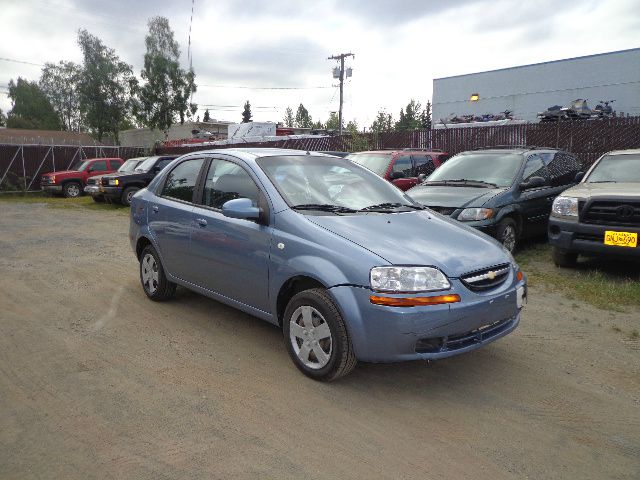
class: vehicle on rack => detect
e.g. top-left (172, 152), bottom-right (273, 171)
top-left (345, 149), bottom-right (449, 190)
top-left (41, 158), bottom-right (123, 198)
top-left (99, 155), bottom-right (176, 206)
top-left (129, 148), bottom-right (527, 381)
top-left (84, 157), bottom-right (147, 202)
top-left (549, 149), bottom-right (640, 266)
top-left (406, 146), bottom-right (583, 252)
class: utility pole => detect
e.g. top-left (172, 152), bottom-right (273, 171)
top-left (328, 52), bottom-right (354, 135)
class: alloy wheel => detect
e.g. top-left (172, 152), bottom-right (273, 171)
top-left (141, 253), bottom-right (159, 294)
top-left (289, 305), bottom-right (333, 369)
top-left (501, 225), bottom-right (516, 252)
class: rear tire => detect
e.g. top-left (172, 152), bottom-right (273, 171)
top-left (139, 245), bottom-right (176, 301)
top-left (553, 247), bottom-right (578, 268)
top-left (283, 288), bottom-right (357, 381)
top-left (496, 217), bottom-right (518, 252)
top-left (63, 182), bottom-right (82, 198)
top-left (121, 186), bottom-right (139, 207)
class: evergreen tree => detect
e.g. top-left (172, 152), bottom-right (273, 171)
top-left (283, 107), bottom-right (294, 127)
top-left (242, 101), bottom-right (252, 123)
top-left (325, 112), bottom-right (340, 131)
top-left (203, 109), bottom-right (211, 122)
top-left (294, 103), bottom-right (313, 128)
top-left (370, 109), bottom-right (394, 133)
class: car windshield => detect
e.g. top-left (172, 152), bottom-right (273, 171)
top-left (257, 155), bottom-right (421, 212)
top-left (425, 153), bottom-right (523, 187)
top-left (119, 157), bottom-right (147, 172)
top-left (135, 157), bottom-right (159, 172)
top-left (345, 153), bottom-right (391, 176)
top-left (72, 161), bottom-right (90, 171)
top-left (585, 154), bottom-right (640, 183)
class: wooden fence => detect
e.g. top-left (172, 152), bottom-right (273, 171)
top-left (156, 116), bottom-right (640, 168)
top-left (0, 145), bottom-right (146, 192)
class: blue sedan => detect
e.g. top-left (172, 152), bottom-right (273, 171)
top-left (129, 148), bottom-right (527, 381)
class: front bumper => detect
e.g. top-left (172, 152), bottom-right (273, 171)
top-left (99, 185), bottom-right (123, 199)
top-left (84, 185), bottom-right (101, 195)
top-left (548, 217), bottom-right (640, 257)
top-left (41, 184), bottom-right (62, 193)
top-left (328, 273), bottom-right (526, 363)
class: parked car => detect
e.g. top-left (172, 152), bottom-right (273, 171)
top-left (317, 151), bottom-right (350, 158)
top-left (345, 149), bottom-right (449, 190)
top-left (99, 155), bottom-right (176, 206)
top-left (129, 148), bottom-right (527, 381)
top-left (549, 149), bottom-right (640, 266)
top-left (406, 147), bottom-right (583, 252)
top-left (84, 157), bottom-right (147, 202)
top-left (41, 158), bottom-right (123, 198)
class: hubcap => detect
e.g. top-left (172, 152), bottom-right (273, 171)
top-left (289, 305), bottom-right (332, 369)
top-left (67, 184), bottom-right (80, 197)
top-left (141, 253), bottom-right (159, 294)
top-left (501, 225), bottom-right (516, 252)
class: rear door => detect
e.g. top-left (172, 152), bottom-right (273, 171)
top-left (389, 155), bottom-right (415, 190)
top-left (412, 154), bottom-right (437, 185)
top-left (108, 159), bottom-right (123, 171)
top-left (148, 157), bottom-right (206, 280)
top-left (517, 154), bottom-right (552, 235)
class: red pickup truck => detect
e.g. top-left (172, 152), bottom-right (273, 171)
top-left (41, 158), bottom-right (123, 198)
top-left (345, 149), bottom-right (449, 190)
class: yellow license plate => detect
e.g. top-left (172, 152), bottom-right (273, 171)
top-left (604, 231), bottom-right (637, 248)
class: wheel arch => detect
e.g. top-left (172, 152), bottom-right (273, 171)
top-left (276, 275), bottom-right (328, 327)
top-left (136, 235), bottom-right (153, 260)
top-left (496, 207), bottom-right (523, 237)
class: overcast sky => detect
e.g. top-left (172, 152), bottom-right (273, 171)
top-left (1, 0), bottom-right (638, 129)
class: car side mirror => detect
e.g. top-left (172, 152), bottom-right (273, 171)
top-left (417, 173), bottom-right (427, 182)
top-left (574, 171), bottom-right (584, 183)
top-left (519, 176), bottom-right (546, 190)
top-left (151, 165), bottom-right (162, 175)
top-left (222, 198), bottom-right (261, 221)
top-left (390, 171), bottom-right (405, 180)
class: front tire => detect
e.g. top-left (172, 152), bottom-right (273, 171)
top-left (496, 217), bottom-right (518, 252)
top-left (139, 245), bottom-right (176, 301)
top-left (121, 186), bottom-right (139, 207)
top-left (283, 288), bottom-right (357, 381)
top-left (553, 247), bottom-right (578, 268)
top-left (63, 181), bottom-right (82, 198)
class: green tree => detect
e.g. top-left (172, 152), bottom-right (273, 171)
top-left (283, 106), bottom-right (294, 127)
top-left (0, 108), bottom-right (6, 127)
top-left (203, 109), bottom-right (211, 122)
top-left (136, 17), bottom-right (197, 134)
top-left (6, 77), bottom-right (61, 130)
top-left (421, 100), bottom-right (432, 129)
top-left (77, 29), bottom-right (137, 142)
top-left (311, 120), bottom-right (324, 129)
top-left (395, 99), bottom-right (423, 131)
top-left (294, 103), bottom-right (313, 128)
top-left (242, 100), bottom-right (252, 123)
top-left (345, 119), bottom-right (369, 151)
top-left (325, 111), bottom-right (340, 131)
top-left (39, 61), bottom-right (83, 131)
top-left (370, 109), bottom-right (394, 133)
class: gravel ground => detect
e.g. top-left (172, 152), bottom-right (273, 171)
top-left (0, 202), bottom-right (639, 480)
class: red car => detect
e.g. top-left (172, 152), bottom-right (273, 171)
top-left (41, 157), bottom-right (123, 198)
top-left (345, 149), bottom-right (449, 190)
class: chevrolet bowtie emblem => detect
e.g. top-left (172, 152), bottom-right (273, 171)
top-left (487, 271), bottom-right (497, 280)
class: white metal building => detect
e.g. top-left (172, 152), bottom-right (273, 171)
top-left (432, 48), bottom-right (640, 124)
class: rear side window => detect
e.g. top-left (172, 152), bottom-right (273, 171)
top-left (155, 158), bottom-right (174, 171)
top-left (392, 155), bottom-right (413, 176)
top-left (202, 159), bottom-right (259, 209)
top-left (546, 152), bottom-right (581, 187)
top-left (109, 159), bottom-right (123, 169)
top-left (413, 155), bottom-right (436, 176)
top-left (161, 158), bottom-right (204, 203)
top-left (91, 160), bottom-right (108, 171)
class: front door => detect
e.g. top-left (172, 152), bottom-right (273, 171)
top-left (516, 154), bottom-right (552, 236)
top-left (189, 158), bottom-right (271, 312)
top-left (389, 155), bottom-right (416, 190)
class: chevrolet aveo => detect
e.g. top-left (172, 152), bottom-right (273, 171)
top-left (129, 148), bottom-right (527, 381)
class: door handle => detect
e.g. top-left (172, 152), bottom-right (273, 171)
top-left (196, 218), bottom-right (208, 227)
top-left (152, 205), bottom-right (159, 213)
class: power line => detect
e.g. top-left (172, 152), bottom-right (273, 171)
top-left (199, 84), bottom-right (333, 90)
top-left (0, 57), bottom-right (44, 67)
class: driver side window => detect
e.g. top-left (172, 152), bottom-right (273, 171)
top-left (522, 155), bottom-right (549, 184)
top-left (203, 159), bottom-right (260, 209)
top-left (392, 155), bottom-right (413, 176)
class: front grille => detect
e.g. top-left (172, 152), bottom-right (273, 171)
top-left (87, 178), bottom-right (97, 185)
top-left (41, 176), bottom-right (52, 184)
top-left (575, 233), bottom-right (603, 242)
top-left (428, 206), bottom-right (456, 216)
top-left (583, 201), bottom-right (640, 227)
top-left (415, 316), bottom-right (515, 354)
top-left (460, 263), bottom-right (510, 291)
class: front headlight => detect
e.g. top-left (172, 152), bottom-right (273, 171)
top-left (458, 207), bottom-right (494, 221)
top-left (108, 179), bottom-right (119, 186)
top-left (552, 196), bottom-right (578, 217)
top-left (370, 266), bottom-right (451, 293)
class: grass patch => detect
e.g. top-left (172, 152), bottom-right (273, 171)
top-left (0, 192), bottom-right (129, 214)
top-left (515, 243), bottom-right (640, 312)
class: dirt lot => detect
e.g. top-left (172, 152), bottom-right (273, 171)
top-left (1, 201), bottom-right (639, 480)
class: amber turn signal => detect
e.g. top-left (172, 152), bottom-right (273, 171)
top-left (516, 270), bottom-right (524, 282)
top-left (370, 294), bottom-right (461, 307)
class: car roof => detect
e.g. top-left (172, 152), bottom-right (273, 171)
top-left (347, 150), bottom-right (442, 155)
top-left (606, 149), bottom-right (640, 155)
top-left (182, 148), bottom-right (326, 163)
top-left (461, 148), bottom-right (559, 155)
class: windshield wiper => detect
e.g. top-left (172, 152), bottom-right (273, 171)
top-left (587, 180), bottom-right (617, 183)
top-left (425, 179), bottom-right (498, 188)
top-left (358, 202), bottom-right (424, 212)
top-left (291, 203), bottom-right (357, 214)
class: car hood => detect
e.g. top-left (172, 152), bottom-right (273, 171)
top-left (562, 182), bottom-right (640, 200)
top-left (407, 185), bottom-right (506, 208)
top-left (43, 170), bottom-right (80, 177)
top-left (101, 171), bottom-right (131, 179)
top-left (305, 210), bottom-right (510, 278)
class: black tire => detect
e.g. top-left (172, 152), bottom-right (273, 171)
top-left (496, 217), bottom-right (518, 252)
top-left (63, 181), bottom-right (82, 198)
top-left (283, 288), bottom-right (357, 381)
top-left (92, 195), bottom-right (105, 203)
top-left (553, 247), bottom-right (578, 268)
top-left (121, 186), bottom-right (140, 207)
top-left (139, 245), bottom-right (176, 301)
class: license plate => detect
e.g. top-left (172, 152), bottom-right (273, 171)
top-left (99, 186), bottom-right (104, 192)
top-left (604, 231), bottom-right (637, 248)
top-left (516, 286), bottom-right (527, 309)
